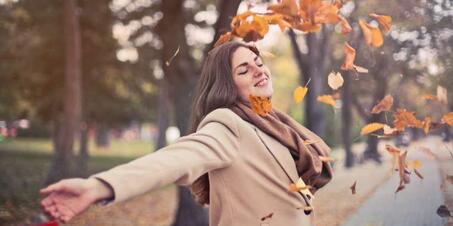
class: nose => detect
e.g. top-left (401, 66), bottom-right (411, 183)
top-left (251, 65), bottom-right (264, 77)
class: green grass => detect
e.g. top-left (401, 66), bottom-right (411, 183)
top-left (0, 137), bottom-right (155, 157)
top-left (0, 138), bottom-right (156, 225)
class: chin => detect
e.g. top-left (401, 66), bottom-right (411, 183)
top-left (251, 87), bottom-right (274, 98)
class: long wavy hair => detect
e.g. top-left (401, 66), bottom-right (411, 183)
top-left (189, 41), bottom-right (260, 205)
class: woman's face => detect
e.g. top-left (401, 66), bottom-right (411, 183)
top-left (231, 47), bottom-right (274, 102)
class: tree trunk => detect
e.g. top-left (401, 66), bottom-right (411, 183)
top-left (46, 0), bottom-right (82, 185)
top-left (78, 123), bottom-right (89, 177)
top-left (156, 83), bottom-right (170, 149)
top-left (95, 123), bottom-right (110, 147)
top-left (341, 71), bottom-right (354, 168)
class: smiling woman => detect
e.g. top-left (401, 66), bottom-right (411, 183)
top-left (40, 41), bottom-right (333, 226)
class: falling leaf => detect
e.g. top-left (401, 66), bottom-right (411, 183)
top-left (359, 19), bottom-right (384, 47)
top-left (214, 32), bottom-right (233, 48)
top-left (422, 116), bottom-right (432, 134)
top-left (317, 95), bottom-right (336, 107)
top-left (393, 108), bottom-right (423, 131)
top-left (249, 95), bottom-right (272, 116)
top-left (437, 86), bottom-right (448, 104)
top-left (423, 94), bottom-right (438, 101)
top-left (338, 15), bottom-right (352, 34)
top-left (360, 123), bottom-right (385, 135)
top-left (267, 0), bottom-right (299, 17)
top-left (437, 205), bottom-right (452, 218)
top-left (371, 95), bottom-right (394, 114)
top-left (288, 177), bottom-right (312, 192)
top-left (319, 156), bottom-right (335, 162)
top-left (386, 144), bottom-right (401, 170)
top-left (303, 139), bottom-right (320, 145)
top-left (369, 13), bottom-right (392, 33)
top-left (261, 212), bottom-right (274, 221)
top-left (350, 180), bottom-right (357, 195)
top-left (442, 112), bottom-right (453, 126)
top-left (446, 175), bottom-right (453, 184)
top-left (165, 46), bottom-right (180, 66)
top-left (328, 71), bottom-right (344, 90)
top-left (341, 42), bottom-right (355, 70)
top-left (406, 160), bottom-right (422, 169)
top-left (265, 14), bottom-right (292, 32)
top-left (294, 22), bottom-right (322, 32)
top-left (414, 168), bottom-right (424, 179)
top-left (395, 183), bottom-right (405, 193)
top-left (232, 13), bottom-right (269, 42)
top-left (294, 86), bottom-right (308, 103)
top-left (353, 65), bottom-right (369, 73)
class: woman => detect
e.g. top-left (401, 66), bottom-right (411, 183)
top-left (40, 41), bottom-right (333, 225)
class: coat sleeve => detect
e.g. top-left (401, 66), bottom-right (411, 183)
top-left (89, 108), bottom-right (240, 204)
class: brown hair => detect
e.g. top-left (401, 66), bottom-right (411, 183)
top-left (189, 41), bottom-right (260, 205)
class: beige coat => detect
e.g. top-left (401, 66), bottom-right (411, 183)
top-left (91, 108), bottom-right (323, 226)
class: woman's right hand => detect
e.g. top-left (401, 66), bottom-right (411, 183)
top-left (40, 178), bottom-right (113, 223)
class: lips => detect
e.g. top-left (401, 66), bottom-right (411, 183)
top-left (254, 77), bottom-right (269, 87)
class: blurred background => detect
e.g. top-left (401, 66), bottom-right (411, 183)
top-left (0, 0), bottom-right (452, 225)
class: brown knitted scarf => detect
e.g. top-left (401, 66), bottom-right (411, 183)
top-left (190, 102), bottom-right (333, 205)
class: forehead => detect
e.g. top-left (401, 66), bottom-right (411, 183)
top-left (231, 47), bottom-right (258, 67)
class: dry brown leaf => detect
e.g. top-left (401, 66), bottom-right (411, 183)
top-left (317, 95), bottom-right (336, 107)
top-left (359, 19), bottom-right (384, 47)
top-left (422, 116), bottom-right (432, 134)
top-left (261, 212), bottom-right (274, 221)
top-left (341, 42), bottom-right (355, 70)
top-left (294, 86), bottom-right (308, 103)
top-left (338, 15), bottom-right (352, 34)
top-left (350, 180), bottom-right (357, 195)
top-left (369, 13), bottom-right (392, 33)
top-left (327, 71), bottom-right (344, 90)
top-left (393, 108), bottom-right (423, 131)
top-left (249, 95), bottom-right (272, 116)
top-left (360, 122), bottom-right (385, 135)
top-left (264, 14), bottom-right (292, 32)
top-left (414, 168), bottom-right (424, 179)
top-left (423, 94), bottom-right (438, 101)
top-left (371, 95), bottom-right (394, 114)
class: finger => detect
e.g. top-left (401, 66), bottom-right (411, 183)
top-left (40, 181), bottom-right (65, 195)
top-left (55, 203), bottom-right (75, 220)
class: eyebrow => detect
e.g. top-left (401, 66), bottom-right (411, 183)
top-left (233, 56), bottom-right (260, 73)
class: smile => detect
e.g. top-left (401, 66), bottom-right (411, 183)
top-left (254, 77), bottom-right (269, 87)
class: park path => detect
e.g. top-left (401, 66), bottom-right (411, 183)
top-left (341, 137), bottom-right (450, 226)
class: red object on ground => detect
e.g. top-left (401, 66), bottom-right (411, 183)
top-left (33, 221), bottom-right (59, 226)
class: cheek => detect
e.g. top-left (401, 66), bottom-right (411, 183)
top-left (234, 77), bottom-right (252, 97)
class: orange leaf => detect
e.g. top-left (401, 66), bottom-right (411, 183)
top-left (371, 95), bottom-right (394, 114)
top-left (360, 122), bottom-right (385, 135)
top-left (341, 42), bottom-right (356, 70)
top-left (319, 156), bottom-right (335, 162)
top-left (369, 13), bottom-right (392, 33)
top-left (393, 108), bottom-right (424, 131)
top-left (294, 22), bottom-right (322, 32)
top-left (442, 112), bottom-right (453, 126)
top-left (338, 15), bottom-right (352, 34)
top-left (359, 19), bottom-right (383, 47)
top-left (314, 3), bottom-right (340, 24)
top-left (294, 86), bottom-right (308, 103)
top-left (423, 94), bottom-right (438, 101)
top-left (422, 116), bottom-right (432, 134)
top-left (268, 0), bottom-right (299, 17)
top-left (213, 32), bottom-right (233, 48)
top-left (249, 95), bottom-right (272, 116)
top-left (288, 177), bottom-right (311, 192)
top-left (232, 14), bottom-right (269, 42)
top-left (317, 95), bottom-right (336, 107)
top-left (265, 14), bottom-right (292, 32)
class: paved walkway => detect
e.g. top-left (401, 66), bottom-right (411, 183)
top-left (341, 138), bottom-right (449, 226)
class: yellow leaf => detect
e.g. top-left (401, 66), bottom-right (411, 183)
top-left (327, 71), bottom-right (344, 90)
top-left (406, 160), bottom-right (423, 169)
top-left (294, 86), bottom-right (308, 103)
top-left (383, 125), bottom-right (397, 135)
top-left (359, 19), bottom-right (384, 47)
top-left (360, 122), bottom-right (385, 135)
top-left (353, 65), bottom-right (369, 73)
top-left (442, 112), bottom-right (453, 126)
top-left (317, 95), bottom-right (336, 107)
top-left (423, 116), bottom-right (432, 134)
top-left (288, 177), bottom-right (311, 192)
top-left (268, 0), bottom-right (299, 17)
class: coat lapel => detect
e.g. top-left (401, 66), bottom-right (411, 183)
top-left (252, 127), bottom-right (300, 184)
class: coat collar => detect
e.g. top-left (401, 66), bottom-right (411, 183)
top-left (251, 125), bottom-right (300, 184)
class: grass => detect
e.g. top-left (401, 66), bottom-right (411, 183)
top-left (0, 138), bottom-right (156, 225)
